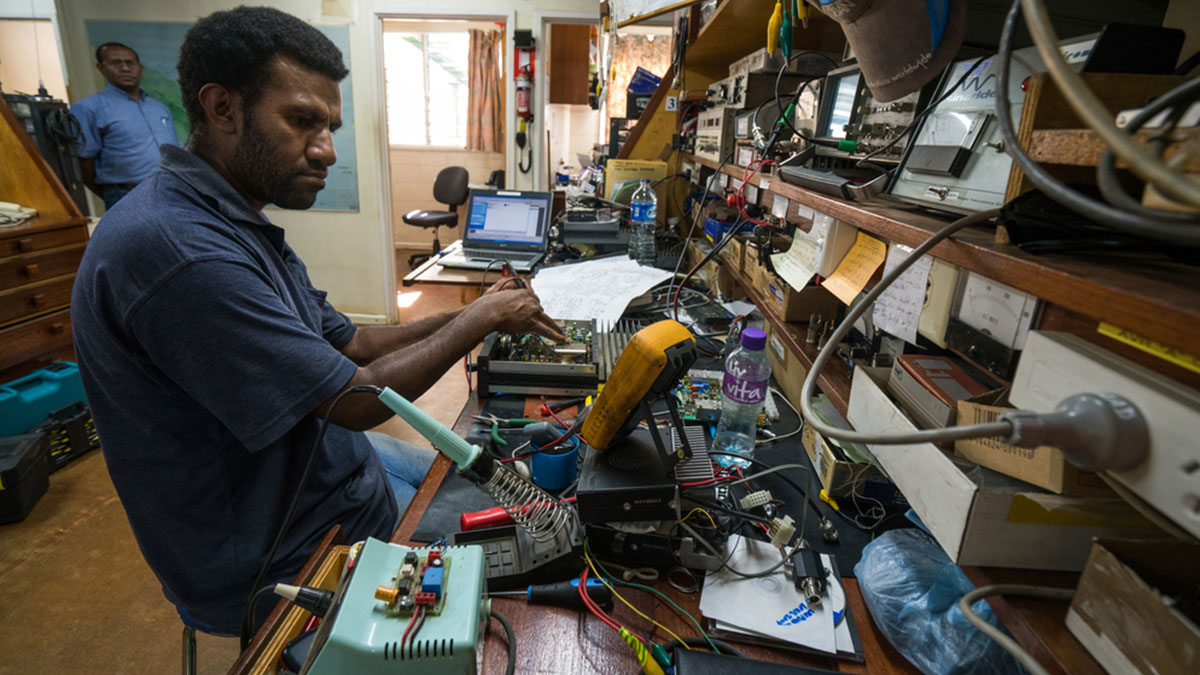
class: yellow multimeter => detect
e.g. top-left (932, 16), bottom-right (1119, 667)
top-left (581, 320), bottom-right (696, 450)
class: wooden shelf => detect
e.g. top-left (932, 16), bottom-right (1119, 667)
top-left (1028, 127), bottom-right (1200, 171)
top-left (686, 0), bottom-right (844, 66)
top-left (685, 152), bottom-right (1200, 356)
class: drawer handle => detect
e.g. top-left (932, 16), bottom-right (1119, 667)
top-left (48, 322), bottom-right (66, 335)
top-left (17, 237), bottom-right (34, 251)
top-left (30, 293), bottom-right (47, 307)
top-left (22, 263), bottom-right (41, 278)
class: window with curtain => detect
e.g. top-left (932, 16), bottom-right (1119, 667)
top-left (384, 31), bottom-right (470, 146)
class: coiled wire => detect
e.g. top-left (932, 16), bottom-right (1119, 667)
top-left (479, 462), bottom-right (577, 542)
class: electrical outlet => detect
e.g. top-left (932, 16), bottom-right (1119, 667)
top-left (1011, 331), bottom-right (1200, 539)
top-left (666, 95), bottom-right (679, 112)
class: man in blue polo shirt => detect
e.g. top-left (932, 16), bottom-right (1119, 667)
top-left (70, 7), bottom-right (565, 638)
top-left (70, 42), bottom-right (180, 210)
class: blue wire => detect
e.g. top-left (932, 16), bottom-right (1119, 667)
top-left (430, 537), bottom-right (449, 550)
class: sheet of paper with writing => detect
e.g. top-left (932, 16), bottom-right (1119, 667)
top-left (769, 236), bottom-right (819, 292)
top-left (873, 243), bottom-right (934, 344)
top-left (822, 232), bottom-right (886, 305)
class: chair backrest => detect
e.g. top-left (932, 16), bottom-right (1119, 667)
top-left (433, 166), bottom-right (470, 209)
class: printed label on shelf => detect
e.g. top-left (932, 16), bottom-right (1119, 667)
top-left (1097, 322), bottom-right (1200, 375)
top-left (771, 195), bottom-right (789, 219)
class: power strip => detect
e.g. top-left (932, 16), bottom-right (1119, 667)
top-left (1010, 331), bottom-right (1200, 540)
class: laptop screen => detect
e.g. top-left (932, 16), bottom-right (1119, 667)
top-left (464, 190), bottom-right (551, 248)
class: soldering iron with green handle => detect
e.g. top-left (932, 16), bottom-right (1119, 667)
top-left (378, 387), bottom-right (482, 468)
top-left (376, 387), bottom-right (577, 543)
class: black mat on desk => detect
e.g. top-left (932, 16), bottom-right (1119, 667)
top-left (411, 394), bottom-right (534, 543)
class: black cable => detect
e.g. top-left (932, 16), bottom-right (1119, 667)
top-left (489, 609), bottom-right (517, 675)
top-left (662, 636), bottom-right (746, 657)
top-left (239, 384), bottom-right (382, 648)
top-left (1176, 48), bottom-right (1200, 76)
top-left (671, 153), bottom-right (732, 320)
top-left (685, 497), bottom-right (773, 524)
top-left (853, 54), bottom-right (989, 174)
top-left (995, 0), bottom-right (1200, 247)
top-left (1095, 86), bottom-right (1200, 223)
top-left (772, 50), bottom-right (841, 144)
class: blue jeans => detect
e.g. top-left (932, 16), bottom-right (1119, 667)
top-left (365, 431), bottom-right (437, 525)
top-left (101, 183), bottom-right (136, 210)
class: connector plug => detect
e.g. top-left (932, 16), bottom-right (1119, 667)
top-left (273, 584), bottom-right (334, 618)
top-left (767, 515), bottom-right (795, 548)
top-left (739, 490), bottom-right (773, 512)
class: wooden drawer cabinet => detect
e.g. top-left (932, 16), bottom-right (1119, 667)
top-left (0, 244), bottom-right (85, 290)
top-left (0, 226), bottom-right (87, 258)
top-left (0, 276), bottom-right (75, 327)
top-left (0, 308), bottom-right (73, 373)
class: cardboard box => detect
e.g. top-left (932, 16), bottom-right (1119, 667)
top-left (846, 367), bottom-right (1161, 570)
top-left (1066, 539), bottom-right (1200, 675)
top-left (716, 234), bottom-right (744, 271)
top-left (759, 273), bottom-right (842, 323)
top-left (604, 160), bottom-right (668, 217)
top-left (955, 389), bottom-right (1112, 496)
top-left (763, 322), bottom-right (806, 407)
top-left (886, 355), bottom-right (991, 429)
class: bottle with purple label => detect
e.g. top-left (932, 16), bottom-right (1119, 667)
top-left (713, 327), bottom-right (771, 467)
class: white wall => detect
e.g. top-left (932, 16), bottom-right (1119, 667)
top-left (53, 0), bottom-right (599, 324)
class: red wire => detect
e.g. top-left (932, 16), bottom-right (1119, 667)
top-left (400, 606), bottom-right (419, 650)
top-left (463, 356), bottom-right (472, 393)
top-left (578, 568), bottom-right (621, 631)
top-left (545, 408), bottom-right (569, 428)
top-left (681, 475), bottom-right (737, 487)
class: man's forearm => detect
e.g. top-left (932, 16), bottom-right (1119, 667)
top-left (80, 158), bottom-right (101, 197)
top-left (321, 305), bottom-right (492, 430)
top-left (341, 307), bottom-right (467, 365)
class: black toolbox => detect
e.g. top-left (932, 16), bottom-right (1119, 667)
top-left (0, 434), bottom-right (50, 524)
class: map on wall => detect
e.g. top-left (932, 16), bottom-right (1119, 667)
top-left (84, 21), bottom-right (359, 211)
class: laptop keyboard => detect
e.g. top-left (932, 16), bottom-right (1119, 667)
top-left (462, 249), bottom-right (540, 262)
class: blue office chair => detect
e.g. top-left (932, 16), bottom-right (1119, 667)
top-left (404, 166), bottom-right (470, 268)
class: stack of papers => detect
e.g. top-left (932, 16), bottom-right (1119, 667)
top-left (530, 256), bottom-right (673, 324)
top-left (700, 535), bottom-right (855, 656)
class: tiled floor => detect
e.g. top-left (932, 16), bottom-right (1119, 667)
top-left (0, 280), bottom-right (472, 674)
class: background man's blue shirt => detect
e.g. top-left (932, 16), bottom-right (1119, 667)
top-left (71, 84), bottom-right (180, 184)
top-left (70, 145), bottom-right (396, 633)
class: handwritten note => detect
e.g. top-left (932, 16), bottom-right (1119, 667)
top-left (769, 236), bottom-right (818, 292)
top-left (531, 256), bottom-right (673, 324)
top-left (822, 232), bottom-right (886, 305)
top-left (873, 243), bottom-right (933, 344)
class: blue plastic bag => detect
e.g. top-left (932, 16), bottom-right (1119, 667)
top-left (854, 529), bottom-right (1025, 675)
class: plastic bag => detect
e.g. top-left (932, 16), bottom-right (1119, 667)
top-left (854, 528), bottom-right (1025, 675)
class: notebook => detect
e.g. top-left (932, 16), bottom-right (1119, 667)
top-left (436, 189), bottom-right (552, 273)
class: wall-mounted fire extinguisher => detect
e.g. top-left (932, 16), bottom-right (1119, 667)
top-left (514, 29), bottom-right (535, 174)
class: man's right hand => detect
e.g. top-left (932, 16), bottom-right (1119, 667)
top-left (472, 289), bottom-right (566, 343)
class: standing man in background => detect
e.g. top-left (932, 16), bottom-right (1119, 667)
top-left (71, 42), bottom-right (180, 210)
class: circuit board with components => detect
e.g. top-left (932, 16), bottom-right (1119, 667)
top-left (477, 320), bottom-right (641, 397)
top-left (374, 548), bottom-right (451, 617)
top-left (673, 369), bottom-right (779, 425)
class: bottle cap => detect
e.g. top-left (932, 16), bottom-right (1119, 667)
top-left (740, 327), bottom-right (766, 350)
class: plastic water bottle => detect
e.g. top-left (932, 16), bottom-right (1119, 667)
top-left (628, 179), bottom-right (657, 265)
top-left (713, 328), bottom-right (772, 467)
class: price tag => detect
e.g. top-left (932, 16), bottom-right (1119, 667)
top-left (760, 179), bottom-right (771, 191)
top-left (795, 203), bottom-right (815, 221)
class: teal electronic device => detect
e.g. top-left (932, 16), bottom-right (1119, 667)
top-left (301, 538), bottom-right (489, 674)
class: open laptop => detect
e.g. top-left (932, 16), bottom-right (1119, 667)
top-left (436, 189), bottom-right (552, 273)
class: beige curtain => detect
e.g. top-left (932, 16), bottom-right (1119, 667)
top-left (466, 29), bottom-right (503, 152)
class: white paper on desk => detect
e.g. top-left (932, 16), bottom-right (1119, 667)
top-left (699, 535), bottom-right (837, 654)
top-left (530, 256), bottom-right (673, 324)
top-left (708, 553), bottom-right (853, 653)
top-left (769, 237), bottom-right (819, 292)
top-left (872, 243), bottom-right (933, 345)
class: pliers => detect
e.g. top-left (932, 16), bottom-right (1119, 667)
top-left (473, 414), bottom-right (539, 447)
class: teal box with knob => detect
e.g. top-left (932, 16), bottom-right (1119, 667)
top-left (303, 538), bottom-right (489, 674)
top-left (0, 362), bottom-right (87, 437)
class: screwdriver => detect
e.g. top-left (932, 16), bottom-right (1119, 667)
top-left (490, 578), bottom-right (614, 611)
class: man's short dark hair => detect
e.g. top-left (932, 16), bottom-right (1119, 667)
top-left (96, 42), bottom-right (139, 65)
top-left (177, 6), bottom-right (348, 132)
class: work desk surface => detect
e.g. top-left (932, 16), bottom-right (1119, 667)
top-left (233, 394), bottom-right (1103, 674)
